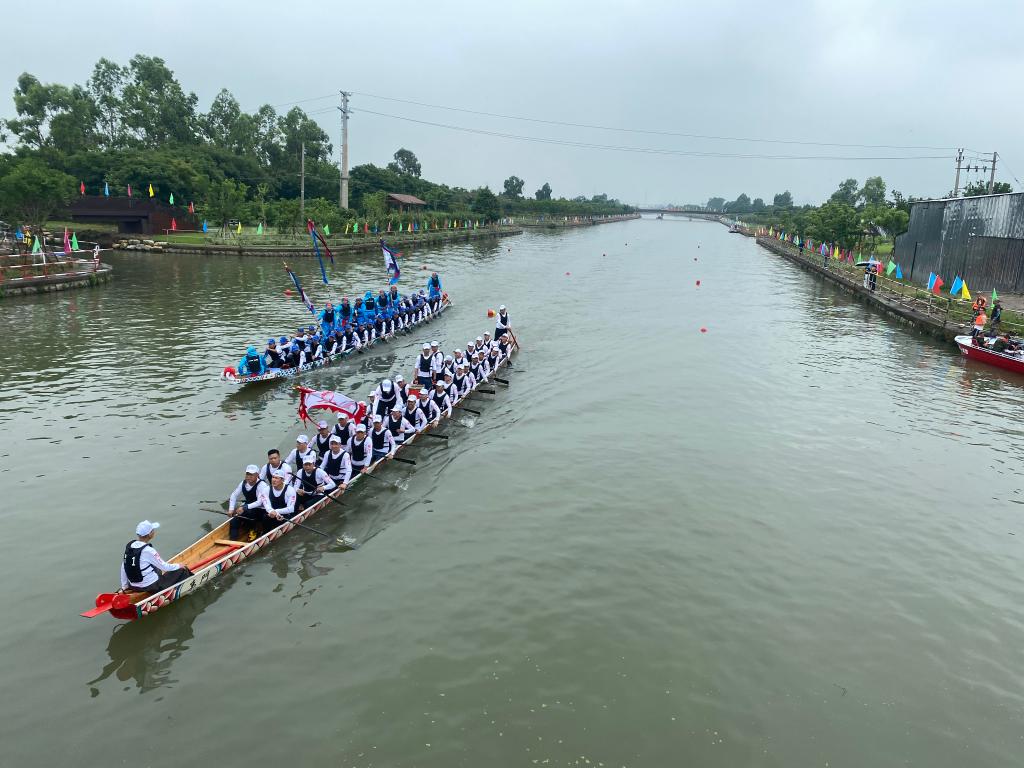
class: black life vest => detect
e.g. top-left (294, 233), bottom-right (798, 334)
top-left (350, 437), bottom-right (368, 464)
top-left (266, 348), bottom-right (283, 366)
top-left (245, 353), bottom-right (262, 375)
top-left (417, 399), bottom-right (433, 420)
top-left (262, 462), bottom-right (282, 485)
top-left (297, 468), bottom-right (319, 494)
top-left (395, 384), bottom-right (408, 403)
top-left (388, 415), bottom-right (406, 440)
top-left (378, 384), bottom-right (398, 409)
top-left (431, 391), bottom-right (448, 411)
top-left (333, 422), bottom-right (352, 443)
top-left (123, 541), bottom-right (153, 585)
top-left (339, 303), bottom-right (352, 320)
top-left (268, 484), bottom-right (290, 510)
top-left (371, 428), bottom-right (388, 451)
top-left (430, 275), bottom-right (440, 290)
top-left (323, 450), bottom-right (347, 477)
top-left (315, 433), bottom-right (331, 456)
top-left (454, 374), bottom-right (466, 392)
top-left (322, 308), bottom-right (335, 324)
top-left (241, 482), bottom-right (259, 504)
top-left (497, 312), bottom-right (509, 327)
top-left (389, 290), bottom-right (400, 306)
top-left (376, 295), bottom-right (388, 311)
top-left (418, 354), bottom-right (432, 374)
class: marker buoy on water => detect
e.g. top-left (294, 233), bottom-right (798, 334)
top-left (700, 327), bottom-right (708, 333)
top-left (696, 280), bottom-right (701, 286)
top-left (565, 271), bottom-right (571, 276)
top-left (284, 289), bottom-right (293, 296)
top-left (693, 257), bottom-right (698, 261)
top-left (487, 309), bottom-right (496, 318)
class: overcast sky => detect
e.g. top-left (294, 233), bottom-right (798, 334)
top-left (3, 0), bottom-right (1022, 206)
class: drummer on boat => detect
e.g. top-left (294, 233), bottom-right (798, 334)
top-left (119, 520), bottom-right (192, 595)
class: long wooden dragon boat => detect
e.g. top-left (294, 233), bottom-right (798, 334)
top-left (220, 295), bottom-right (452, 386)
top-left (83, 332), bottom-right (516, 621)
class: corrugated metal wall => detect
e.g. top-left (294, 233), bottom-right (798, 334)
top-left (895, 192), bottom-right (1024, 291)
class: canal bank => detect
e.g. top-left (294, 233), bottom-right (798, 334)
top-left (0, 258), bottom-right (113, 297)
top-left (516, 213), bottom-right (640, 229)
top-left (755, 236), bottom-right (1024, 340)
top-left (142, 225), bottom-right (522, 258)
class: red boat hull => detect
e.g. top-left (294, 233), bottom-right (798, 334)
top-left (955, 335), bottom-right (1024, 376)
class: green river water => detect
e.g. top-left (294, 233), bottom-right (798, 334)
top-left (1, 219), bottom-right (1022, 767)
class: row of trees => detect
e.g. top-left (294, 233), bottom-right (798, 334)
top-left (0, 55), bottom-right (632, 234)
top-left (705, 191), bottom-right (793, 214)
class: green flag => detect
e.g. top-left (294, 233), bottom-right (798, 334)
top-left (352, 221), bottom-right (358, 233)
top-left (323, 223), bottom-right (330, 235)
top-left (885, 260), bottom-right (896, 275)
top-left (992, 288), bottom-right (999, 303)
top-left (169, 192), bottom-right (174, 205)
top-left (71, 232), bottom-right (79, 251)
top-left (31, 236), bottom-right (40, 254)
top-left (256, 222), bottom-right (263, 235)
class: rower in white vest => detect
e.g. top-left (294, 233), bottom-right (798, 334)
top-left (262, 470), bottom-right (298, 527)
top-left (429, 341), bottom-right (444, 383)
top-left (291, 453), bottom-right (336, 511)
top-left (481, 331), bottom-right (493, 353)
top-left (285, 434), bottom-right (313, 470)
top-left (369, 414), bottom-right (398, 463)
top-left (431, 380), bottom-right (453, 419)
top-left (313, 420), bottom-right (332, 457)
top-left (228, 464), bottom-right (271, 540)
top-left (319, 435), bottom-right (352, 489)
top-left (452, 348), bottom-right (467, 371)
top-left (393, 374), bottom-right (409, 405)
top-left (346, 422), bottom-right (373, 474)
top-left (371, 378), bottom-right (400, 418)
top-left (119, 520), bottom-right (192, 595)
top-left (453, 364), bottom-right (474, 398)
top-left (417, 388), bottom-right (441, 424)
top-left (386, 404), bottom-right (416, 445)
top-left (260, 448), bottom-right (293, 486)
top-left (404, 394), bottom-right (428, 432)
top-left (495, 305), bottom-right (511, 339)
top-left (441, 370), bottom-right (459, 403)
top-left (465, 341), bottom-right (477, 362)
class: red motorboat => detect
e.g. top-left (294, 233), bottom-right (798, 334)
top-left (954, 335), bottom-right (1024, 376)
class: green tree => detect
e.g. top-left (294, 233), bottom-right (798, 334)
top-left (4, 73), bottom-right (98, 152)
top-left (807, 201), bottom-right (860, 249)
top-left (87, 58), bottom-right (127, 149)
top-left (860, 176), bottom-right (886, 207)
top-left (204, 178), bottom-right (248, 231)
top-left (706, 197), bottom-right (726, 210)
top-left (535, 182), bottom-right (552, 200)
top-left (471, 186), bottom-right (500, 221)
top-left (120, 55), bottom-right (199, 146)
top-left (726, 193), bottom-right (751, 213)
top-left (387, 148), bottom-right (421, 178)
top-left (0, 158), bottom-right (75, 233)
top-left (502, 175), bottom-right (525, 199)
top-left (961, 180), bottom-right (1012, 196)
top-left (830, 178), bottom-right (860, 207)
top-left (772, 191), bottom-right (793, 208)
top-left (751, 197), bottom-right (765, 212)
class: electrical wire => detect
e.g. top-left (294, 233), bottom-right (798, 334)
top-left (353, 108), bottom-right (951, 161)
top-left (351, 90), bottom-right (956, 152)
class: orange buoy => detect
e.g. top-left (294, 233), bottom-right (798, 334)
top-left (487, 309), bottom-right (496, 318)
top-left (284, 289), bottom-right (293, 296)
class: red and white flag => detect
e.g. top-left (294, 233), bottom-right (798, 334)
top-left (297, 387), bottom-right (366, 424)
top-left (63, 228), bottom-right (72, 255)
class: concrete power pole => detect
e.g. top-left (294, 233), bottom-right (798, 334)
top-left (300, 141), bottom-right (305, 219)
top-left (953, 148), bottom-right (964, 197)
top-left (338, 91), bottom-right (351, 210)
top-left (988, 151), bottom-right (998, 194)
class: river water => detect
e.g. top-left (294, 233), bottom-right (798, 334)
top-left (2, 219), bottom-right (1023, 767)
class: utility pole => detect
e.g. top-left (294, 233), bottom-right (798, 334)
top-left (300, 141), bottom-right (305, 219)
top-left (953, 148), bottom-right (963, 197)
top-left (988, 151), bottom-right (998, 194)
top-left (338, 91), bottom-right (351, 210)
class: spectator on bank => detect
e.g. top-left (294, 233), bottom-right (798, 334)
top-left (989, 300), bottom-right (1002, 332)
top-left (972, 309), bottom-right (988, 337)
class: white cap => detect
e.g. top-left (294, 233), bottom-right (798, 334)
top-left (356, 422), bottom-right (367, 431)
top-left (395, 374), bottom-right (404, 382)
top-left (484, 331), bottom-right (491, 337)
top-left (422, 343), bottom-right (430, 350)
top-left (245, 464), bottom-right (259, 474)
top-left (434, 380), bottom-right (445, 387)
top-left (499, 305), bottom-right (506, 310)
top-left (455, 349), bottom-right (462, 355)
top-left (329, 435), bottom-right (341, 444)
top-left (270, 469), bottom-right (288, 479)
top-left (445, 355), bottom-right (453, 362)
top-left (476, 336), bottom-right (483, 343)
top-left (372, 414), bottom-right (383, 423)
top-left (390, 404), bottom-right (402, 412)
top-left (382, 380), bottom-right (392, 390)
top-left (297, 434), bottom-right (309, 444)
top-left (136, 520), bottom-right (160, 536)
top-left (408, 395), bottom-right (417, 402)
top-left (317, 420), bottom-right (328, 428)
top-left (337, 411), bottom-right (349, 420)
top-left (431, 340), bottom-right (439, 346)
top-left (301, 453), bottom-right (316, 464)
top-left (419, 389), bottom-right (430, 397)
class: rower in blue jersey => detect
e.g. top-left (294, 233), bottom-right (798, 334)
top-left (337, 297), bottom-right (353, 328)
top-left (427, 272), bottom-right (442, 311)
top-left (239, 345), bottom-right (266, 376)
top-left (362, 291), bottom-right (376, 322)
top-left (387, 285), bottom-right (401, 309)
top-left (318, 302), bottom-right (336, 337)
top-left (264, 338), bottom-right (284, 369)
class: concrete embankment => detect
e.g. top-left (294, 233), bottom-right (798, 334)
top-left (755, 236), bottom-right (994, 341)
top-left (155, 226), bottom-right (522, 258)
top-left (0, 262), bottom-right (113, 297)
top-left (517, 214), bottom-right (640, 229)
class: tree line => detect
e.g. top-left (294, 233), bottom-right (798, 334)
top-left (0, 55), bottom-right (633, 234)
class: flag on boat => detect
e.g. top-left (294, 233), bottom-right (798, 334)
top-left (284, 262), bottom-right (316, 316)
top-left (297, 386), bottom-right (367, 425)
top-left (308, 219), bottom-right (329, 285)
top-left (381, 239), bottom-right (401, 285)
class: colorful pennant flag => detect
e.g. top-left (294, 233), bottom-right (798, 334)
top-left (202, 220), bottom-right (208, 233)
top-left (381, 239), bottom-right (401, 285)
top-left (931, 275), bottom-right (945, 294)
top-left (104, 182), bottom-right (110, 197)
top-left (256, 222), bottom-right (263, 235)
top-left (949, 276), bottom-right (963, 296)
top-left (885, 260), bottom-right (896, 276)
top-left (148, 183), bottom-right (154, 198)
top-left (188, 201), bottom-right (195, 214)
top-left (308, 221), bottom-right (329, 285)
top-left (961, 281), bottom-right (971, 300)
top-left (63, 228), bottom-right (72, 255)
top-left (31, 236), bottom-right (41, 254)
top-left (895, 264), bottom-right (903, 279)
top-left (127, 183), bottom-right (133, 198)
top-left (171, 218), bottom-right (177, 231)
top-left (927, 273), bottom-right (937, 291)
top-left (79, 181), bottom-right (85, 195)
top-left (284, 262), bottom-right (316, 316)
top-left (169, 192), bottom-right (175, 205)
top-left (991, 288), bottom-right (999, 303)
top-left (71, 232), bottom-right (79, 251)
top-left (323, 223), bottom-right (330, 235)
top-left (236, 221), bottom-right (242, 234)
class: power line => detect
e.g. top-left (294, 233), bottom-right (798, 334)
top-left (351, 90), bottom-right (956, 151)
top-left (354, 108), bottom-right (951, 161)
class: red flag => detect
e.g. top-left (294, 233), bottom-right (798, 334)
top-left (171, 218), bottom-right (177, 231)
top-left (79, 181), bottom-right (85, 195)
top-left (63, 228), bottom-right (71, 255)
top-left (127, 184), bottom-right (132, 198)
top-left (188, 201), bottom-right (195, 214)
top-left (297, 386), bottom-right (365, 424)
top-left (932, 276), bottom-right (944, 294)
top-left (364, 222), bottom-right (369, 234)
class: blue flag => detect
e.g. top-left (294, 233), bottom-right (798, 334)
top-left (381, 240), bottom-right (401, 285)
top-left (895, 264), bottom-right (903, 279)
top-left (309, 224), bottom-right (329, 285)
top-left (284, 264), bottom-right (316, 316)
top-left (202, 220), bottom-right (208, 233)
top-left (927, 273), bottom-right (936, 291)
top-left (14, 227), bottom-right (23, 241)
top-left (104, 182), bottom-right (109, 197)
top-left (949, 276), bottom-right (963, 296)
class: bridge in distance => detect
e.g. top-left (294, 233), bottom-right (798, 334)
top-left (636, 208), bottom-right (724, 220)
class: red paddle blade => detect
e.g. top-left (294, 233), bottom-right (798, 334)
top-left (80, 592), bottom-right (117, 618)
top-left (111, 594), bottom-right (131, 610)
